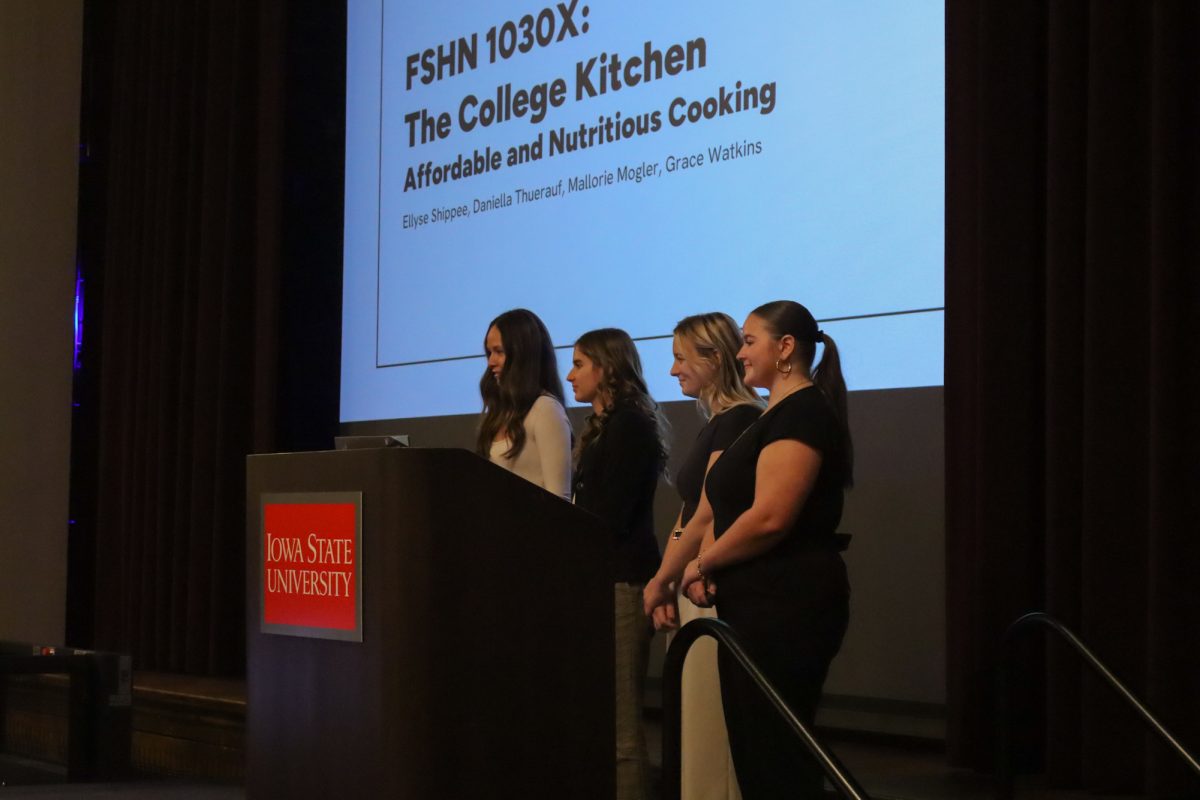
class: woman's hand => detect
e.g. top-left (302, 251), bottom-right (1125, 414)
top-left (650, 601), bottom-right (678, 631)
top-left (642, 577), bottom-right (676, 626)
top-left (680, 559), bottom-right (716, 608)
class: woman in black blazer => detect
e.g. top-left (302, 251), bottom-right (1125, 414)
top-left (567, 327), bottom-right (668, 800)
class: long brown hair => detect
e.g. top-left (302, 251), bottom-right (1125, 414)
top-left (673, 312), bottom-right (764, 418)
top-left (751, 300), bottom-right (853, 486)
top-left (476, 309), bottom-right (565, 458)
top-left (572, 328), bottom-right (669, 472)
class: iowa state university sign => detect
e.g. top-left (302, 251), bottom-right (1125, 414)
top-left (260, 492), bottom-right (363, 641)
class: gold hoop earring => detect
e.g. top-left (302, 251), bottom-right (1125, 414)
top-left (775, 359), bottom-right (793, 375)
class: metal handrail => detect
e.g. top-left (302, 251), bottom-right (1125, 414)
top-left (996, 611), bottom-right (1200, 798)
top-left (661, 617), bottom-right (870, 800)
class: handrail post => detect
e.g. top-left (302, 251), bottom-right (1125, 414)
top-left (660, 624), bottom-right (687, 800)
top-left (661, 618), bottom-right (870, 800)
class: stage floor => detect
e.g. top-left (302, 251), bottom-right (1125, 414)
top-left (2, 676), bottom-right (1148, 800)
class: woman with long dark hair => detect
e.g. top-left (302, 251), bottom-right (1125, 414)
top-left (567, 328), bottom-right (668, 800)
top-left (644, 300), bottom-right (853, 799)
top-left (477, 309), bottom-right (571, 499)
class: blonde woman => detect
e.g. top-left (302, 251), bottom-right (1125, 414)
top-left (646, 312), bottom-right (762, 800)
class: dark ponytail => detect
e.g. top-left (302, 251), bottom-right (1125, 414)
top-left (751, 300), bottom-right (854, 486)
top-left (812, 331), bottom-right (853, 486)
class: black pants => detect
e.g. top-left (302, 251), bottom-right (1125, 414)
top-left (716, 551), bottom-right (850, 800)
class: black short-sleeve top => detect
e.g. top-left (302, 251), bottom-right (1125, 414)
top-left (675, 403), bottom-right (762, 526)
top-left (704, 386), bottom-right (846, 558)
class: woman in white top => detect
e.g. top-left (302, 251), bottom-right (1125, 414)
top-left (477, 308), bottom-right (572, 499)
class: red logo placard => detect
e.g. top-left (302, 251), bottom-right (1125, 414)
top-left (261, 494), bottom-right (362, 640)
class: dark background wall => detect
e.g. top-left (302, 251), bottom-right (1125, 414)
top-left (946, 3), bottom-right (1200, 794)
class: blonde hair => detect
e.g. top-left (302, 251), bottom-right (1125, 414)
top-left (674, 312), bottom-right (764, 418)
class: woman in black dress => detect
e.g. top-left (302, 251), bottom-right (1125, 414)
top-left (647, 312), bottom-right (763, 628)
top-left (646, 300), bottom-right (853, 799)
top-left (645, 312), bottom-right (762, 800)
top-left (567, 327), bottom-right (669, 800)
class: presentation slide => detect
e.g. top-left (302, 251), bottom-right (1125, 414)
top-left (342, 0), bottom-right (944, 422)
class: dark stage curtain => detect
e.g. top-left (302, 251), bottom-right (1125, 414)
top-left (947, 1), bottom-right (1200, 795)
top-left (83, 0), bottom-right (285, 675)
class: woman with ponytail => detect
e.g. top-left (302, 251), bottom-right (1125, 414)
top-left (477, 309), bottom-right (572, 499)
top-left (643, 300), bottom-right (853, 799)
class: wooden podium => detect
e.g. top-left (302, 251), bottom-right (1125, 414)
top-left (245, 447), bottom-right (614, 798)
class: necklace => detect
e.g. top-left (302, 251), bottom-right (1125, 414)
top-left (767, 379), bottom-right (813, 410)
top-left (714, 380), bottom-right (813, 459)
